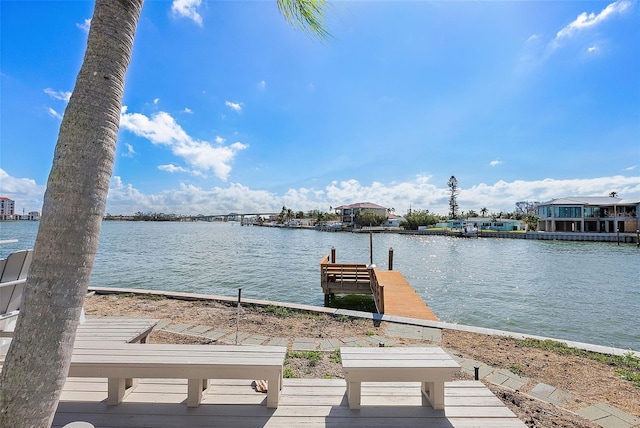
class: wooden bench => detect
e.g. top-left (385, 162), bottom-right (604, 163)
top-left (69, 342), bottom-right (287, 408)
top-left (340, 347), bottom-right (460, 410)
top-left (74, 317), bottom-right (158, 344)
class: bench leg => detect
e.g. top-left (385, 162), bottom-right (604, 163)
top-left (107, 378), bottom-right (137, 405)
top-left (421, 381), bottom-right (445, 410)
top-left (187, 379), bottom-right (209, 407)
top-left (266, 376), bottom-right (281, 408)
top-left (347, 381), bottom-right (361, 409)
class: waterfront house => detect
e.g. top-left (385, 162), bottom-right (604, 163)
top-left (437, 218), bottom-right (523, 231)
top-left (536, 196), bottom-right (639, 233)
top-left (334, 202), bottom-right (388, 227)
top-left (384, 214), bottom-right (404, 228)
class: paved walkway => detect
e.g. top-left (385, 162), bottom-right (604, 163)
top-left (156, 319), bottom-right (639, 428)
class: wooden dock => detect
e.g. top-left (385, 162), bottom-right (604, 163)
top-left (320, 256), bottom-right (438, 321)
top-left (371, 269), bottom-right (439, 321)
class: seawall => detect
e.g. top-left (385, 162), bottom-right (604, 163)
top-left (399, 229), bottom-right (640, 243)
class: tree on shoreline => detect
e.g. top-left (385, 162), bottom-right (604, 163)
top-left (447, 175), bottom-right (459, 219)
top-left (354, 210), bottom-right (386, 227)
top-left (400, 209), bottom-right (441, 230)
top-left (0, 1), bottom-right (329, 425)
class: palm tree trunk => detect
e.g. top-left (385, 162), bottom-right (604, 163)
top-left (0, 1), bottom-right (143, 426)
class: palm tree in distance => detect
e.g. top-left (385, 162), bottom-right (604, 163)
top-left (0, 1), bottom-right (329, 425)
top-left (447, 175), bottom-right (459, 219)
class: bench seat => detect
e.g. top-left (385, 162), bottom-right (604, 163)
top-left (69, 342), bottom-right (287, 408)
top-left (340, 347), bottom-right (460, 410)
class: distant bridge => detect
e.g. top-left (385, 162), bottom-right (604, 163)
top-left (181, 212), bottom-right (280, 223)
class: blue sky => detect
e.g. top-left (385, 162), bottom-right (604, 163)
top-left (1, 0), bottom-right (639, 216)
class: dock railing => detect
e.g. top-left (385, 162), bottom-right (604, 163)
top-left (320, 255), bottom-right (371, 305)
top-left (369, 268), bottom-right (384, 314)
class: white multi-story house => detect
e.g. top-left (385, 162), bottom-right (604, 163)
top-left (0, 197), bottom-right (15, 220)
top-left (536, 196), bottom-right (639, 233)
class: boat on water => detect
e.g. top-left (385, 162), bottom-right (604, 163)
top-left (460, 223), bottom-right (478, 238)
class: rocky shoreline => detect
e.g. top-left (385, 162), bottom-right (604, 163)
top-left (84, 292), bottom-right (639, 428)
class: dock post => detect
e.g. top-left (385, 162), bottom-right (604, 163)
top-left (369, 232), bottom-right (373, 265)
top-left (636, 230), bottom-right (639, 247)
top-left (617, 228), bottom-right (620, 246)
top-left (388, 247), bottom-right (394, 271)
top-left (331, 246), bottom-right (336, 263)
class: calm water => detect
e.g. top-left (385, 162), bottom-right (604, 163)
top-left (1, 221), bottom-right (638, 350)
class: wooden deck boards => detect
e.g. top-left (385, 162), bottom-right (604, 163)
top-left (374, 270), bottom-right (439, 321)
top-left (52, 379), bottom-right (526, 427)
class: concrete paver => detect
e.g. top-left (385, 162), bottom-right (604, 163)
top-left (202, 329), bottom-right (230, 341)
top-left (154, 320), bottom-right (171, 330)
top-left (266, 337), bottom-right (289, 346)
top-left (363, 334), bottom-right (390, 347)
top-left (187, 325), bottom-right (214, 335)
top-left (162, 323), bottom-right (192, 333)
top-left (385, 323), bottom-right (424, 340)
top-left (219, 331), bottom-right (251, 344)
top-left (421, 327), bottom-right (442, 342)
top-left (242, 334), bottom-right (269, 345)
top-left (486, 369), bottom-right (528, 390)
top-left (576, 403), bottom-right (640, 428)
top-left (292, 339), bottom-right (318, 351)
top-left (454, 356), bottom-right (493, 379)
top-left (319, 338), bottom-right (342, 351)
top-left (529, 383), bottom-right (573, 406)
top-left (341, 337), bottom-right (369, 347)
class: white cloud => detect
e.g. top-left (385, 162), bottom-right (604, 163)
top-left (0, 169), bottom-right (45, 212)
top-left (489, 159), bottom-right (503, 167)
top-left (518, 0), bottom-right (632, 71)
top-left (555, 1), bottom-right (631, 40)
top-left (171, 0), bottom-right (203, 26)
top-left (44, 88), bottom-right (71, 102)
top-left (3, 168), bottom-right (639, 217)
top-left (153, 98), bottom-right (160, 105)
top-left (183, 107), bottom-right (193, 114)
top-left (121, 143), bottom-right (136, 158)
top-left (157, 164), bottom-right (206, 177)
top-left (158, 164), bottom-right (189, 173)
top-left (225, 101), bottom-right (242, 112)
top-left (258, 80), bottom-right (267, 91)
top-left (624, 165), bottom-right (637, 171)
top-left (102, 175), bottom-right (639, 216)
top-left (47, 107), bottom-right (62, 120)
top-left (119, 109), bottom-right (247, 181)
top-left (76, 18), bottom-right (91, 32)
top-left (215, 136), bottom-right (226, 144)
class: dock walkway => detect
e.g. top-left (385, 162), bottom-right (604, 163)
top-left (372, 270), bottom-right (439, 321)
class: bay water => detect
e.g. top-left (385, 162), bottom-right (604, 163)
top-left (1, 220), bottom-right (638, 350)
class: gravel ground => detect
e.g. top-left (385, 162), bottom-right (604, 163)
top-left (85, 293), bottom-right (639, 428)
